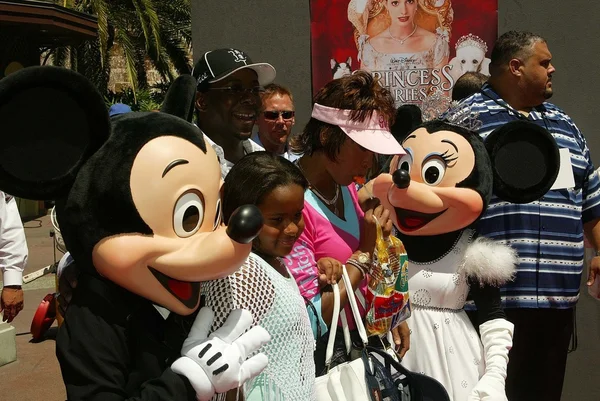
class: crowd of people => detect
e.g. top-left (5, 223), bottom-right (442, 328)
top-left (1, 29), bottom-right (599, 401)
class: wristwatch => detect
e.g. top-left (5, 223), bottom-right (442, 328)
top-left (356, 252), bottom-right (371, 264)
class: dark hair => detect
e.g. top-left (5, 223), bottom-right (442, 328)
top-left (451, 72), bottom-right (488, 101)
top-left (289, 70), bottom-right (395, 161)
top-left (261, 83), bottom-right (294, 104)
top-left (222, 151), bottom-right (308, 223)
top-left (490, 31), bottom-right (546, 73)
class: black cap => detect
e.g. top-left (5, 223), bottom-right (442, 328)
top-left (192, 48), bottom-right (276, 90)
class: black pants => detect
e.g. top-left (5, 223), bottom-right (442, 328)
top-left (505, 308), bottom-right (574, 401)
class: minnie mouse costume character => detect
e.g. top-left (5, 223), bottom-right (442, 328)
top-left (372, 118), bottom-right (559, 401)
top-left (0, 66), bottom-right (271, 401)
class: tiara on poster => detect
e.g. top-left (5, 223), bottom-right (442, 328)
top-left (455, 33), bottom-right (488, 54)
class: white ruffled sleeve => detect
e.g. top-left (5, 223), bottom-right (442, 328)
top-left (433, 28), bottom-right (451, 66)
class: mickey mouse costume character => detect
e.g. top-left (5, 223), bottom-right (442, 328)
top-left (0, 66), bottom-right (271, 401)
top-left (372, 118), bottom-right (560, 401)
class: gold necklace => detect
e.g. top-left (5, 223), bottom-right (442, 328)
top-left (296, 160), bottom-right (340, 215)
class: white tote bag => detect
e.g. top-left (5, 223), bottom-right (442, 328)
top-left (315, 266), bottom-right (372, 401)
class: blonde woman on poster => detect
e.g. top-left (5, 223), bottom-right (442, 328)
top-left (350, 0), bottom-right (450, 73)
top-left (349, 0), bottom-right (451, 111)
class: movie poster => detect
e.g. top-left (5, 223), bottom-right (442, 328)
top-left (310, 0), bottom-right (497, 118)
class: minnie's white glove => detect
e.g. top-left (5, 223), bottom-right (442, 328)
top-left (171, 307), bottom-right (270, 401)
top-left (467, 318), bottom-right (513, 401)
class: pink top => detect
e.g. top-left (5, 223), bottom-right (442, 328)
top-left (284, 185), bottom-right (368, 330)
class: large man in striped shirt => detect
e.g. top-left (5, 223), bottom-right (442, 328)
top-left (453, 31), bottom-right (600, 401)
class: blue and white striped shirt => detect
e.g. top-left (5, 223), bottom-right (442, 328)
top-left (456, 84), bottom-right (600, 309)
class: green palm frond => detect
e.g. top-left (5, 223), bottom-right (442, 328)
top-left (159, 33), bottom-right (192, 74)
top-left (60, 0), bottom-right (191, 97)
top-left (70, 39), bottom-right (108, 93)
top-left (147, 44), bottom-right (174, 82)
top-left (51, 46), bottom-right (69, 67)
top-left (154, 0), bottom-right (192, 47)
top-left (73, 0), bottom-right (110, 67)
top-left (131, 0), bottom-right (161, 58)
top-left (115, 28), bottom-right (139, 98)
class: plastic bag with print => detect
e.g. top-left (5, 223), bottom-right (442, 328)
top-left (365, 218), bottom-right (411, 336)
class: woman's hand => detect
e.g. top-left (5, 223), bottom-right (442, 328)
top-left (360, 203), bottom-right (392, 255)
top-left (391, 321), bottom-right (410, 359)
top-left (317, 257), bottom-right (343, 286)
top-left (357, 180), bottom-right (377, 212)
top-left (380, 209), bottom-right (394, 239)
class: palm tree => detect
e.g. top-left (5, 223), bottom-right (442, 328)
top-left (44, 0), bottom-right (192, 97)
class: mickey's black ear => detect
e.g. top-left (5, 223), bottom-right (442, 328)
top-left (486, 120), bottom-right (559, 204)
top-left (160, 74), bottom-right (197, 122)
top-left (0, 66), bottom-right (109, 200)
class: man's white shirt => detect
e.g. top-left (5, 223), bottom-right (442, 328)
top-left (250, 133), bottom-right (300, 162)
top-left (0, 191), bottom-right (28, 286)
top-left (202, 133), bottom-right (264, 178)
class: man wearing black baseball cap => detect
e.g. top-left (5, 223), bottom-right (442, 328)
top-left (192, 48), bottom-right (276, 176)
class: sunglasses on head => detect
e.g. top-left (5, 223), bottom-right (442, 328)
top-left (263, 110), bottom-right (295, 121)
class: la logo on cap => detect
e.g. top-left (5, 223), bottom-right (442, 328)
top-left (196, 71), bottom-right (209, 85)
top-left (229, 49), bottom-right (247, 65)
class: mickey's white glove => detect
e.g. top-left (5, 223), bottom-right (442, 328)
top-left (468, 318), bottom-right (513, 401)
top-left (171, 307), bottom-right (270, 401)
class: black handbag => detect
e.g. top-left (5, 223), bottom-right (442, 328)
top-left (363, 346), bottom-right (451, 401)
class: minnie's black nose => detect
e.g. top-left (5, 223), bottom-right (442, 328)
top-left (226, 204), bottom-right (263, 244)
top-left (392, 169), bottom-right (411, 189)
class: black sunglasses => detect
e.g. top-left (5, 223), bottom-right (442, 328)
top-left (263, 110), bottom-right (295, 121)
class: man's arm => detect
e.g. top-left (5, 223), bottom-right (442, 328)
top-left (583, 218), bottom-right (600, 286)
top-left (0, 194), bottom-right (28, 323)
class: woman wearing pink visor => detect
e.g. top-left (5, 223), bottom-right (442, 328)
top-left (286, 71), bottom-right (408, 374)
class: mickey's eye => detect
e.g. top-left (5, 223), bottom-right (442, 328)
top-left (173, 191), bottom-right (204, 237)
top-left (213, 198), bottom-right (222, 230)
top-left (421, 158), bottom-right (446, 186)
top-left (396, 153), bottom-right (413, 174)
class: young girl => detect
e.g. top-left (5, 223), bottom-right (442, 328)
top-left (201, 151), bottom-right (318, 401)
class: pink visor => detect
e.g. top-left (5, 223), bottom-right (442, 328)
top-left (311, 103), bottom-right (405, 155)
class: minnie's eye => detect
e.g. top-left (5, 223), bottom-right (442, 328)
top-left (213, 198), bottom-right (222, 230)
top-left (173, 192), bottom-right (204, 237)
top-left (421, 158), bottom-right (446, 186)
top-left (396, 153), bottom-right (413, 174)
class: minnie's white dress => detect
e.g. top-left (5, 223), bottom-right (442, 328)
top-left (401, 229), bottom-right (484, 401)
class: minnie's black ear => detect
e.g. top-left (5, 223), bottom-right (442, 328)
top-left (392, 104), bottom-right (423, 142)
top-left (486, 120), bottom-right (559, 203)
top-left (160, 74), bottom-right (197, 122)
top-left (0, 66), bottom-right (109, 200)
